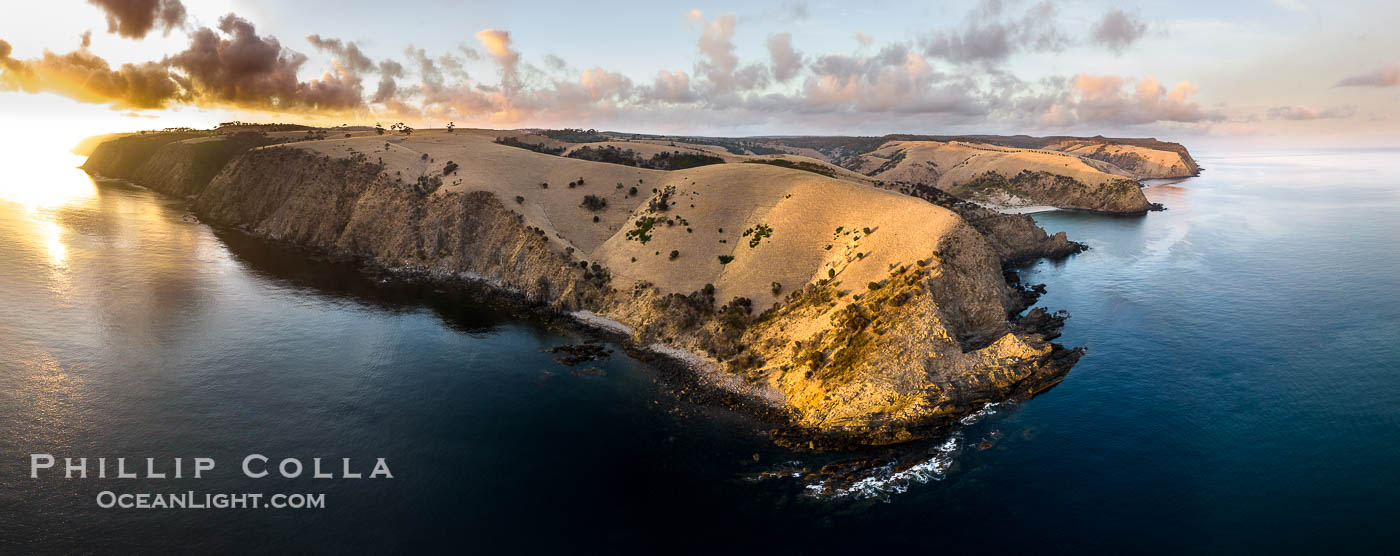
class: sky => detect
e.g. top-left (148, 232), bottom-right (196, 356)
top-left (0, 0), bottom-right (1396, 149)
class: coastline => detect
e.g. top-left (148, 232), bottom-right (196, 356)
top-left (73, 130), bottom-right (1108, 451)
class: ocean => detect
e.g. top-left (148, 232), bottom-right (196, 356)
top-left (1, 146), bottom-right (1397, 553)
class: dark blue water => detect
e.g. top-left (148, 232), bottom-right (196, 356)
top-left (1, 148), bottom-right (1397, 553)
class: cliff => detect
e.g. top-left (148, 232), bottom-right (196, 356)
top-left (82, 129), bottom-right (1086, 449)
top-left (81, 132), bottom-right (273, 197)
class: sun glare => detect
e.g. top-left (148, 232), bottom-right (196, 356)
top-left (0, 141), bottom-right (98, 212)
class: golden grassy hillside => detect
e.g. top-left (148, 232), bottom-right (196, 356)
top-left (1045, 139), bottom-right (1198, 178)
top-left (287, 129), bottom-right (961, 304)
top-left (851, 140), bottom-right (1151, 212)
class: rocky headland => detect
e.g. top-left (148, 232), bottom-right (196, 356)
top-left (79, 126), bottom-right (1192, 450)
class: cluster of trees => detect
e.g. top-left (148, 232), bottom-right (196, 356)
top-left (742, 158), bottom-right (837, 177)
top-left (494, 136), bottom-right (566, 155)
top-left (215, 122), bottom-right (312, 132)
top-left (538, 128), bottom-right (608, 143)
top-left (565, 146), bottom-right (724, 171)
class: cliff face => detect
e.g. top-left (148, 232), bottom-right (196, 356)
top-left (82, 133), bottom-right (204, 179)
top-left (196, 147), bottom-right (605, 309)
top-left (82, 132), bottom-right (272, 197)
top-left (82, 131), bottom-right (1085, 450)
top-left (949, 169), bottom-right (1152, 214)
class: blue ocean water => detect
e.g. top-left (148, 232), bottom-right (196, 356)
top-left (0, 147), bottom-right (1396, 553)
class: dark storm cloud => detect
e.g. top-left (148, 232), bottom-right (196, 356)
top-left (88, 0), bottom-right (187, 39)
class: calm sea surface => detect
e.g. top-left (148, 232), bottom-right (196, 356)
top-left (1, 147), bottom-right (1397, 553)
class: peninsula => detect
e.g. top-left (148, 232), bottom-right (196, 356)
top-left (79, 125), bottom-right (1195, 449)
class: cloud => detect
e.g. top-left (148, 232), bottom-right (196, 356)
top-left (165, 14), bottom-right (364, 112)
top-left (475, 29), bottom-right (521, 92)
top-left (373, 59), bottom-right (404, 103)
top-left (543, 54), bottom-right (568, 72)
top-left (689, 12), bottom-right (768, 93)
top-left (3, 10), bottom-right (1241, 135)
top-left (1266, 105), bottom-right (1355, 120)
top-left (779, 1), bottom-right (809, 21)
top-left (794, 44), bottom-right (983, 116)
top-left (919, 0), bottom-right (1068, 64)
top-left (644, 70), bottom-right (697, 103)
top-left (1334, 64), bottom-right (1400, 87)
top-left (1089, 9), bottom-right (1148, 54)
top-left (404, 46), bottom-right (444, 90)
top-left (0, 39), bottom-right (181, 109)
top-left (766, 33), bottom-right (803, 82)
top-left (1029, 74), bottom-right (1224, 126)
top-left (853, 32), bottom-right (874, 47)
top-left (88, 0), bottom-right (186, 39)
top-left (306, 34), bottom-right (374, 75)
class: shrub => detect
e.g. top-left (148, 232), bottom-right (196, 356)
top-left (592, 215), bottom-right (600, 222)
top-left (868, 281), bottom-right (882, 290)
top-left (625, 217), bottom-right (658, 244)
top-left (717, 255), bottom-right (734, 264)
top-left (628, 186), bottom-right (638, 196)
top-left (443, 161), bottom-right (458, 175)
top-left (828, 268), bottom-right (836, 279)
top-left (515, 195), bottom-right (524, 203)
top-left (581, 195), bottom-right (607, 211)
top-left (669, 250), bottom-right (679, 260)
top-left (771, 282), bottom-right (782, 295)
top-left (743, 223), bottom-right (772, 248)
